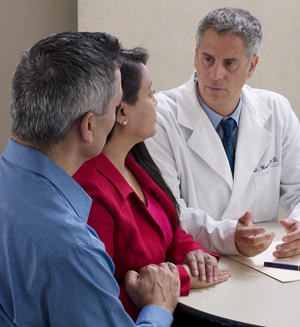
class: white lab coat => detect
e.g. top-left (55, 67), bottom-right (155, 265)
top-left (145, 73), bottom-right (300, 255)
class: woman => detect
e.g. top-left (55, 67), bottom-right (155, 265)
top-left (73, 48), bottom-right (230, 320)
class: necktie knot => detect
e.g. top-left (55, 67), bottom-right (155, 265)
top-left (220, 118), bottom-right (235, 137)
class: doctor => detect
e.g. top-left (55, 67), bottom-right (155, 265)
top-left (146, 7), bottom-right (300, 258)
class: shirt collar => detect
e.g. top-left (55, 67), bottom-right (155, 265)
top-left (194, 74), bottom-right (242, 129)
top-left (2, 137), bottom-right (92, 222)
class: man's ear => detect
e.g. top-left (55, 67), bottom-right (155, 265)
top-left (80, 112), bottom-right (96, 143)
top-left (194, 45), bottom-right (198, 69)
top-left (247, 55), bottom-right (259, 79)
top-left (115, 102), bottom-right (127, 126)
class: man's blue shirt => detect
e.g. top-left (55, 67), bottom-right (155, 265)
top-left (0, 138), bottom-right (172, 327)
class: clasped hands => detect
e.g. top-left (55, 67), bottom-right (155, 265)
top-left (235, 210), bottom-right (300, 258)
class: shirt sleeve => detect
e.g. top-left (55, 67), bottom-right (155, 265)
top-left (34, 242), bottom-right (173, 327)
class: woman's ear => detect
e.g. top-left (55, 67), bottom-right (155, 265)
top-left (116, 102), bottom-right (128, 126)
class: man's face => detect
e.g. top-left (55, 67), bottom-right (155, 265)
top-left (94, 69), bottom-right (122, 153)
top-left (194, 28), bottom-right (258, 116)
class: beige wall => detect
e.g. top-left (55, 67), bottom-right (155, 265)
top-left (79, 0), bottom-right (300, 121)
top-left (0, 0), bottom-right (78, 153)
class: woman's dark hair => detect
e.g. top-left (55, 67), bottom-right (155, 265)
top-left (116, 47), bottom-right (180, 223)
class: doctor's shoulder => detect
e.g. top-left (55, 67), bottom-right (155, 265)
top-left (243, 84), bottom-right (293, 116)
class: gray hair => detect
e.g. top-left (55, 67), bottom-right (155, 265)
top-left (11, 32), bottom-right (121, 149)
top-left (196, 7), bottom-right (262, 61)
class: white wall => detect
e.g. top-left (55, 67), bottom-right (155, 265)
top-left (79, 0), bottom-right (300, 119)
top-left (0, 0), bottom-right (77, 153)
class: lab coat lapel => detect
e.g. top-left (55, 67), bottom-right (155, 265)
top-left (228, 86), bottom-right (273, 206)
top-left (177, 73), bottom-right (233, 189)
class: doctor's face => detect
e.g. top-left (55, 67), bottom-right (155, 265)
top-left (194, 28), bottom-right (258, 116)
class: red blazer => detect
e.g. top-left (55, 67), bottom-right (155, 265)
top-left (73, 153), bottom-right (219, 320)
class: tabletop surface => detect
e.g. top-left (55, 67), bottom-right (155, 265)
top-left (179, 221), bottom-right (299, 327)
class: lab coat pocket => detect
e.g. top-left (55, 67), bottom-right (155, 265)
top-left (253, 166), bottom-right (281, 222)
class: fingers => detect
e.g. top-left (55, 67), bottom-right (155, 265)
top-left (125, 263), bottom-right (180, 313)
top-left (183, 251), bottom-right (201, 277)
top-left (124, 270), bottom-right (140, 291)
top-left (273, 219), bottom-right (300, 258)
top-left (203, 255), bottom-right (218, 283)
top-left (273, 241), bottom-right (300, 258)
top-left (280, 218), bottom-right (300, 239)
top-left (280, 217), bottom-right (296, 229)
top-left (182, 250), bottom-right (218, 282)
top-left (188, 267), bottom-right (231, 289)
top-left (238, 210), bottom-right (253, 226)
top-left (235, 211), bottom-right (276, 257)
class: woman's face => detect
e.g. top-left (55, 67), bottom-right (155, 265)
top-left (124, 64), bottom-right (158, 142)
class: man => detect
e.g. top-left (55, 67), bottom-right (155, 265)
top-left (0, 32), bottom-right (180, 326)
top-left (146, 7), bottom-right (300, 258)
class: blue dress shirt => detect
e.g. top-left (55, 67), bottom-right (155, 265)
top-left (194, 74), bottom-right (242, 149)
top-left (0, 138), bottom-right (173, 327)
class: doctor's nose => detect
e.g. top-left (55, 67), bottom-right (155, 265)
top-left (209, 63), bottom-right (225, 81)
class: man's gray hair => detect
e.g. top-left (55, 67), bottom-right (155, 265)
top-left (196, 7), bottom-right (262, 61)
top-left (11, 32), bottom-right (121, 149)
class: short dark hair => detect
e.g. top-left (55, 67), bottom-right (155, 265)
top-left (11, 32), bottom-right (121, 149)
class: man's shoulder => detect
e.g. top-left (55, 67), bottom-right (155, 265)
top-left (243, 85), bottom-right (288, 104)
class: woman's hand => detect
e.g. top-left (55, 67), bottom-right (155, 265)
top-left (182, 250), bottom-right (219, 282)
top-left (182, 263), bottom-right (231, 288)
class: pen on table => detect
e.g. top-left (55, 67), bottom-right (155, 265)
top-left (264, 262), bottom-right (300, 271)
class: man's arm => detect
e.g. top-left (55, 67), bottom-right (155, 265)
top-left (41, 244), bottom-right (178, 327)
top-left (273, 98), bottom-right (300, 258)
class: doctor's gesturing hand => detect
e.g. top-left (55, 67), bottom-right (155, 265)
top-left (273, 218), bottom-right (300, 258)
top-left (234, 211), bottom-right (276, 257)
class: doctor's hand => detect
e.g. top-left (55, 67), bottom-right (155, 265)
top-left (182, 250), bottom-right (218, 283)
top-left (125, 262), bottom-right (180, 315)
top-left (273, 218), bottom-right (300, 258)
top-left (235, 210), bottom-right (276, 257)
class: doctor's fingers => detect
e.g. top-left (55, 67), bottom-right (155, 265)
top-left (274, 239), bottom-right (300, 258)
top-left (236, 225), bottom-right (267, 238)
top-left (236, 232), bottom-right (275, 257)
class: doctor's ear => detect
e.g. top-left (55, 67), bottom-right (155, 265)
top-left (194, 45), bottom-right (199, 68)
top-left (116, 102), bottom-right (128, 126)
top-left (247, 55), bottom-right (259, 79)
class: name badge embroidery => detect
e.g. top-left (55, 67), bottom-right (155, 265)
top-left (253, 157), bottom-right (278, 173)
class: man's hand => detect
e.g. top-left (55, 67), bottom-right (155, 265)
top-left (182, 250), bottom-right (218, 282)
top-left (125, 262), bottom-right (180, 315)
top-left (235, 211), bottom-right (275, 257)
top-left (273, 218), bottom-right (300, 258)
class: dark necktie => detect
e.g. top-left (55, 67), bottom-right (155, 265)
top-left (220, 118), bottom-right (235, 175)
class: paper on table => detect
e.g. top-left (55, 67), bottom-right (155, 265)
top-left (229, 241), bottom-right (300, 283)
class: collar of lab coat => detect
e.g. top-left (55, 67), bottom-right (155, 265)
top-left (175, 72), bottom-right (273, 196)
